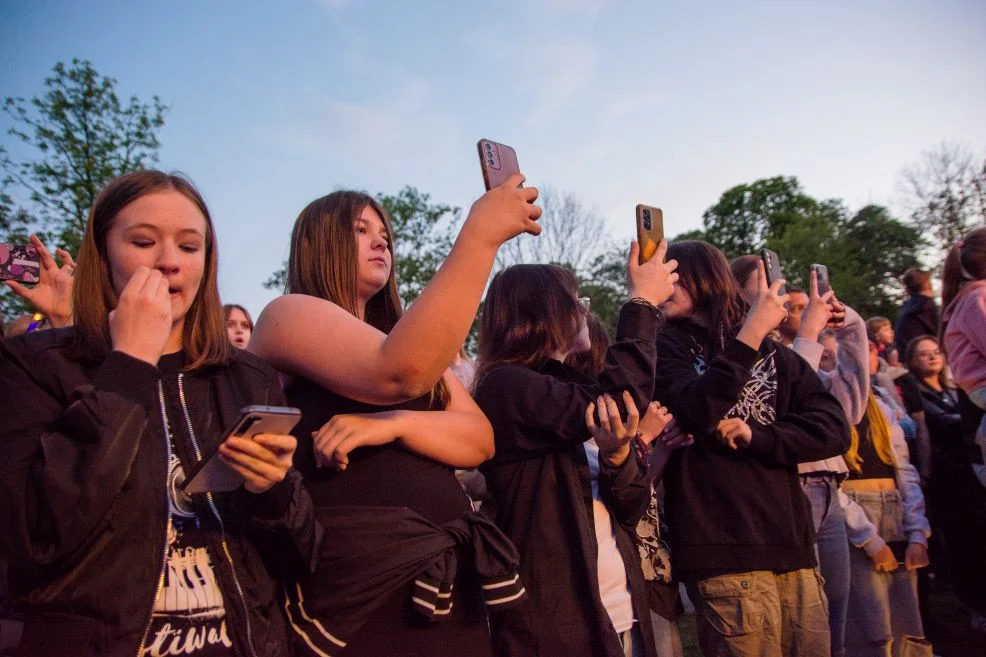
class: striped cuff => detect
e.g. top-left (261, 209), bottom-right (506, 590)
top-left (481, 573), bottom-right (526, 609)
top-left (412, 576), bottom-right (454, 620)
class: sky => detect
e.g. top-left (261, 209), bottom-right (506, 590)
top-left (2, 0), bottom-right (985, 320)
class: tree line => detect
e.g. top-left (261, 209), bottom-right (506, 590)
top-left (3, 60), bottom-right (985, 338)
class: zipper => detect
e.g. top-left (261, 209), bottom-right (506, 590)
top-left (135, 382), bottom-right (174, 657)
top-left (178, 373), bottom-right (260, 657)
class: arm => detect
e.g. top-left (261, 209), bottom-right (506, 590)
top-left (746, 351), bottom-right (852, 465)
top-left (817, 306), bottom-right (869, 425)
top-left (889, 416), bottom-right (931, 546)
top-left (313, 371), bottom-right (494, 469)
top-left (840, 488), bottom-right (887, 558)
top-left (476, 303), bottom-right (662, 456)
top-left (250, 179), bottom-right (542, 405)
top-left (0, 343), bottom-right (155, 567)
top-left (598, 450), bottom-right (651, 532)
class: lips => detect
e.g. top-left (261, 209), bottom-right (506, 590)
top-left (369, 257), bottom-right (388, 266)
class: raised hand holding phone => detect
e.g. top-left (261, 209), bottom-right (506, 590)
top-left (108, 267), bottom-right (173, 365)
top-left (798, 269), bottom-right (835, 342)
top-left (3, 235), bottom-right (76, 327)
top-left (460, 173), bottom-right (542, 250)
top-left (737, 260), bottom-right (790, 350)
top-left (627, 239), bottom-right (679, 307)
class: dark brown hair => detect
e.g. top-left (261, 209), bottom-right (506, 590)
top-left (905, 335), bottom-right (952, 389)
top-left (729, 255), bottom-right (760, 289)
top-left (941, 226), bottom-right (986, 311)
top-left (667, 240), bottom-right (746, 353)
top-left (72, 170), bottom-right (230, 370)
top-left (565, 311), bottom-right (610, 378)
top-left (223, 304), bottom-right (254, 331)
top-left (286, 190), bottom-right (448, 406)
top-left (476, 264), bottom-right (583, 382)
top-left (902, 268), bottom-right (931, 297)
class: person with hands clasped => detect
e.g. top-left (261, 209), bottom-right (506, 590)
top-left (650, 241), bottom-right (850, 657)
top-left (840, 334), bottom-right (933, 657)
top-left (472, 239), bottom-right (677, 657)
top-left (248, 178), bottom-right (541, 657)
top-left (0, 171), bottom-right (318, 657)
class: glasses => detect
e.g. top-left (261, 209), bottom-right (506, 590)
top-left (578, 297), bottom-right (591, 312)
top-left (916, 350), bottom-right (942, 358)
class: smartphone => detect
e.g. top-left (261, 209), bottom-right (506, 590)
top-left (760, 249), bottom-right (786, 295)
top-left (811, 263), bottom-right (831, 296)
top-left (635, 205), bottom-right (664, 265)
top-left (0, 243), bottom-right (42, 283)
top-left (182, 405), bottom-right (302, 494)
top-left (477, 139), bottom-right (521, 191)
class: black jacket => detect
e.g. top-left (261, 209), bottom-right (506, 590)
top-left (474, 303), bottom-right (662, 657)
top-left (0, 328), bottom-right (318, 657)
top-left (653, 323), bottom-right (851, 575)
top-left (895, 295), bottom-right (940, 356)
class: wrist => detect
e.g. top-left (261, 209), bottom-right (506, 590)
top-left (600, 444), bottom-right (631, 467)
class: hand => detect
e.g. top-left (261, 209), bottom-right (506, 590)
top-left (108, 267), bottom-right (173, 365)
top-left (716, 417), bottom-right (752, 450)
top-left (460, 173), bottom-right (542, 249)
top-left (657, 419), bottom-right (695, 451)
top-left (637, 401), bottom-right (673, 446)
top-left (797, 270), bottom-right (834, 342)
top-left (219, 433), bottom-right (296, 493)
top-left (870, 544), bottom-right (899, 572)
top-left (3, 235), bottom-right (76, 327)
top-left (904, 542), bottom-right (930, 570)
top-left (737, 260), bottom-right (789, 349)
top-left (627, 239), bottom-right (679, 307)
top-left (827, 296), bottom-right (847, 329)
top-left (311, 412), bottom-right (400, 470)
top-left (585, 390), bottom-right (639, 467)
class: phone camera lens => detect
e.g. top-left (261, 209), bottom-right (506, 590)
top-left (642, 209), bottom-right (652, 230)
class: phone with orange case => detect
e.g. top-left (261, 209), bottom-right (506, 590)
top-left (635, 205), bottom-right (664, 264)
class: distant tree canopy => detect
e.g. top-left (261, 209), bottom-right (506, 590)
top-left (1, 59), bottom-right (167, 321)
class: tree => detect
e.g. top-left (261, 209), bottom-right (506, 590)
top-left (494, 185), bottom-right (613, 275)
top-left (264, 186), bottom-right (460, 308)
top-left (579, 245), bottom-right (629, 339)
top-left (1, 59), bottom-right (167, 321)
top-left (901, 142), bottom-right (986, 254)
top-left (701, 176), bottom-right (821, 258)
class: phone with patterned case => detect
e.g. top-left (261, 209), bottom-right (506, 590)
top-left (0, 243), bottom-right (42, 283)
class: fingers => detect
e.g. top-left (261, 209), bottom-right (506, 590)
top-left (768, 278), bottom-right (787, 297)
top-left (504, 173), bottom-right (527, 190)
top-left (596, 395), bottom-right (612, 429)
top-left (809, 270), bottom-right (818, 297)
top-left (3, 279), bottom-right (31, 300)
top-left (756, 260), bottom-right (768, 292)
top-left (622, 391), bottom-right (639, 437)
top-left (585, 402), bottom-right (597, 432)
top-left (220, 436), bottom-right (291, 488)
top-left (653, 239), bottom-right (668, 265)
top-left (29, 235), bottom-right (57, 272)
top-left (252, 432), bottom-right (297, 457)
top-left (628, 240), bottom-right (640, 266)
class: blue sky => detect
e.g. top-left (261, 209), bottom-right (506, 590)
top-left (2, 0), bottom-right (985, 320)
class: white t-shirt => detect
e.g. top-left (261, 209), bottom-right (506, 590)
top-left (583, 439), bottom-right (635, 634)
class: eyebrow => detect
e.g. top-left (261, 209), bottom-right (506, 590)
top-left (124, 223), bottom-right (205, 238)
top-left (353, 218), bottom-right (389, 235)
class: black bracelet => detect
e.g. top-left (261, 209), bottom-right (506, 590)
top-left (626, 297), bottom-right (665, 324)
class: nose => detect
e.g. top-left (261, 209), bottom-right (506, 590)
top-left (156, 241), bottom-right (180, 275)
top-left (370, 233), bottom-right (388, 251)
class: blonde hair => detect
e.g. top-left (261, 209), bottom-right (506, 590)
top-left (845, 393), bottom-right (896, 474)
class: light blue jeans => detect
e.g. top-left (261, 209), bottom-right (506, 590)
top-left (802, 474), bottom-right (850, 657)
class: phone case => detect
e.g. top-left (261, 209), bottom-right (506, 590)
top-left (183, 405), bottom-right (302, 494)
top-left (0, 243), bottom-right (41, 283)
top-left (635, 205), bottom-right (664, 264)
top-left (477, 139), bottom-right (521, 191)
top-left (811, 264), bottom-right (831, 296)
top-left (761, 249), bottom-right (786, 295)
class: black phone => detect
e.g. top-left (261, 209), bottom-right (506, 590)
top-left (0, 243), bottom-right (42, 283)
top-left (182, 405), bottom-right (302, 494)
top-left (811, 263), bottom-right (831, 296)
top-left (761, 249), bottom-right (786, 295)
top-left (477, 139), bottom-right (521, 191)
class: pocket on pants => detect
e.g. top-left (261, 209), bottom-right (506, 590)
top-left (697, 573), bottom-right (764, 637)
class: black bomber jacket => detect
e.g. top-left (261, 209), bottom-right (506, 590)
top-left (0, 328), bottom-right (319, 657)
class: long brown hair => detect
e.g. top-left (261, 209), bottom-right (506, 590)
top-left (905, 335), bottom-right (953, 390)
top-left (667, 240), bottom-right (747, 353)
top-left (476, 264), bottom-right (583, 382)
top-left (72, 170), bottom-right (230, 370)
top-left (940, 226), bottom-right (986, 352)
top-left (565, 311), bottom-right (610, 378)
top-left (286, 190), bottom-right (449, 406)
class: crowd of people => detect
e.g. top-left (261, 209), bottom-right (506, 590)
top-left (0, 168), bottom-right (984, 657)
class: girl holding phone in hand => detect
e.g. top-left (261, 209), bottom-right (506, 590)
top-left (471, 241), bottom-right (678, 657)
top-left (248, 176), bottom-right (541, 656)
top-left (0, 171), bottom-right (317, 657)
top-left (650, 241), bottom-right (850, 657)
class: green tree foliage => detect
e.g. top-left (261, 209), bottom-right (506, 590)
top-left (1, 59), bottom-right (167, 321)
top-left (579, 245), bottom-right (629, 339)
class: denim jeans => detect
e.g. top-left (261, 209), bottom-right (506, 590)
top-left (802, 474), bottom-right (850, 657)
top-left (685, 569), bottom-right (829, 657)
top-left (843, 489), bottom-right (932, 657)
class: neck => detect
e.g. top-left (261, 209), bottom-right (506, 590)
top-left (162, 320), bottom-right (184, 355)
top-left (552, 350), bottom-right (570, 362)
top-left (922, 374), bottom-right (942, 391)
